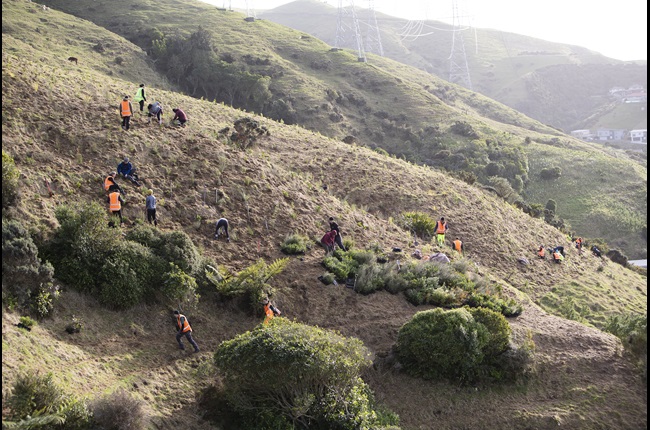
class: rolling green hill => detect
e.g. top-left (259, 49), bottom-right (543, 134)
top-left (2, 1), bottom-right (647, 428)
top-left (260, 0), bottom-right (648, 132)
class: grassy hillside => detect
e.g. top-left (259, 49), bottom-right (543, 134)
top-left (2, 1), bottom-right (647, 429)
top-left (41, 0), bottom-right (649, 260)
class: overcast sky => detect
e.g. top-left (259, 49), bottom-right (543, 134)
top-left (201, 0), bottom-right (647, 61)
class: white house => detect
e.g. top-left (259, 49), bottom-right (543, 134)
top-left (630, 129), bottom-right (647, 143)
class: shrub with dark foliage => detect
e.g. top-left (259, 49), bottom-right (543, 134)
top-left (2, 218), bottom-right (58, 317)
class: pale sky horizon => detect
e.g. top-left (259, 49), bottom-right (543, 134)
top-left (201, 0), bottom-right (647, 61)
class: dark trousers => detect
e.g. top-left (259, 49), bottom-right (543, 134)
top-left (176, 330), bottom-right (199, 351)
top-left (147, 208), bottom-right (157, 226)
top-left (215, 219), bottom-right (229, 238)
top-left (139, 100), bottom-right (145, 112)
top-left (334, 233), bottom-right (346, 251)
top-left (110, 209), bottom-right (123, 224)
top-left (121, 116), bottom-right (131, 130)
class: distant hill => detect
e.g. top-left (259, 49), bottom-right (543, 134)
top-left (259, 0), bottom-right (648, 132)
top-left (2, 1), bottom-right (647, 429)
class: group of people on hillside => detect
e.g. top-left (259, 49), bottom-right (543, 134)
top-left (536, 236), bottom-right (602, 264)
top-left (119, 84), bottom-right (188, 131)
top-left (104, 157), bottom-right (158, 227)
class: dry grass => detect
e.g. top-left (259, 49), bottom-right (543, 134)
top-left (1, 2), bottom-right (647, 429)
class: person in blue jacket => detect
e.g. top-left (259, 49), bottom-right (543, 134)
top-left (116, 157), bottom-right (140, 186)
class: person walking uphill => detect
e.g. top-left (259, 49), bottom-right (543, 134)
top-left (328, 217), bottom-right (347, 251)
top-left (435, 217), bottom-right (448, 247)
top-left (173, 310), bottom-right (199, 353)
top-left (146, 189), bottom-right (157, 226)
top-left (133, 84), bottom-right (147, 113)
top-left (261, 298), bottom-right (281, 325)
top-left (119, 96), bottom-right (133, 131)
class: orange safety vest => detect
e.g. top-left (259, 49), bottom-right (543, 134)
top-left (104, 176), bottom-right (115, 191)
top-left (538, 247), bottom-right (545, 258)
top-left (120, 100), bottom-right (132, 116)
top-left (176, 314), bottom-right (192, 333)
top-left (108, 192), bottom-right (121, 211)
top-left (436, 220), bottom-right (447, 234)
top-left (453, 240), bottom-right (462, 252)
top-left (553, 251), bottom-right (562, 261)
top-left (263, 303), bottom-right (276, 325)
top-left (576, 238), bottom-right (582, 247)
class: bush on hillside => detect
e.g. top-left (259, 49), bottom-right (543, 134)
top-left (540, 166), bottom-right (562, 180)
top-left (398, 211), bottom-right (437, 239)
top-left (2, 218), bottom-right (58, 318)
top-left (160, 263), bottom-right (199, 309)
top-left (604, 313), bottom-right (647, 373)
top-left (468, 307), bottom-right (511, 359)
top-left (44, 204), bottom-right (203, 310)
top-left (280, 233), bottom-right (312, 255)
top-left (396, 308), bottom-right (488, 382)
top-left (4, 371), bottom-right (92, 430)
top-left (2, 150), bottom-right (20, 208)
top-left (91, 388), bottom-right (148, 430)
top-left (396, 307), bottom-right (518, 383)
top-left (156, 230), bottom-right (202, 275)
top-left (208, 258), bottom-right (289, 310)
top-left (214, 319), bottom-right (397, 429)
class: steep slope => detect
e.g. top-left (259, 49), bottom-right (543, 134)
top-left (39, 0), bottom-right (649, 259)
top-left (2, 2), bottom-right (647, 429)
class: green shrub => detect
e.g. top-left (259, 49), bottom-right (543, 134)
top-left (157, 230), bottom-right (202, 275)
top-left (467, 307), bottom-right (511, 359)
top-left (322, 254), bottom-right (359, 280)
top-left (214, 319), bottom-right (394, 429)
top-left (604, 313), bottom-right (647, 365)
top-left (4, 371), bottom-right (92, 429)
top-left (2, 150), bottom-right (20, 208)
top-left (280, 233), bottom-right (311, 254)
top-left (2, 219), bottom-right (58, 318)
top-left (6, 372), bottom-right (64, 421)
top-left (545, 199), bottom-right (557, 213)
top-left (210, 258), bottom-right (289, 309)
top-left (96, 242), bottom-right (163, 310)
top-left (398, 212), bottom-right (437, 239)
top-left (91, 388), bottom-right (148, 430)
top-left (354, 262), bottom-right (385, 294)
top-left (321, 272), bottom-right (336, 285)
top-left (396, 308), bottom-right (488, 382)
top-left (540, 166), bottom-right (562, 180)
top-left (19, 316), bottom-right (37, 330)
top-left (160, 263), bottom-right (199, 308)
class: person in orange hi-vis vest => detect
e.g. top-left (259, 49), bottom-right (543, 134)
top-left (435, 217), bottom-right (448, 247)
top-left (575, 237), bottom-right (583, 255)
top-left (107, 190), bottom-right (125, 226)
top-left (452, 237), bottom-right (463, 254)
top-left (537, 245), bottom-right (546, 259)
top-left (261, 298), bottom-right (281, 325)
top-left (119, 95), bottom-right (133, 131)
top-left (173, 310), bottom-right (199, 353)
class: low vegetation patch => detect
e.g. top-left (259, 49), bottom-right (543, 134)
top-left (323, 248), bottom-right (522, 317)
top-left (280, 233), bottom-right (312, 255)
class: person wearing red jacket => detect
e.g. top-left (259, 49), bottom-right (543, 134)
top-left (321, 230), bottom-right (337, 255)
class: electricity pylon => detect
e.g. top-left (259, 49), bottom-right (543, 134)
top-left (448, 0), bottom-right (472, 90)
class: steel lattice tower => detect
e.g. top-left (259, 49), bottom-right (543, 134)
top-left (364, 0), bottom-right (384, 56)
top-left (448, 0), bottom-right (472, 90)
top-left (334, 0), bottom-right (367, 62)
